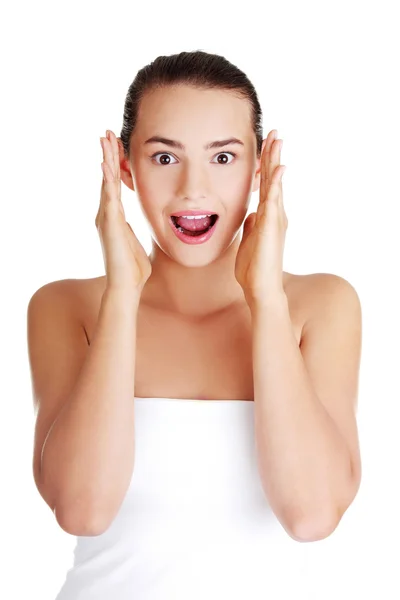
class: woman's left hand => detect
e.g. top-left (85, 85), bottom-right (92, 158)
top-left (235, 129), bottom-right (288, 309)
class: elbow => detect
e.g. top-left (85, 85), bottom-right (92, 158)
top-left (282, 485), bottom-right (358, 543)
top-left (285, 510), bottom-right (341, 543)
top-left (54, 503), bottom-right (111, 537)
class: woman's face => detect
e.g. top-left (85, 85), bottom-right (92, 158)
top-left (119, 84), bottom-right (262, 262)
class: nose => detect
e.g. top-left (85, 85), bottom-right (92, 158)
top-left (178, 162), bottom-right (208, 202)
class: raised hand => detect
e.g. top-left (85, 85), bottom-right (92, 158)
top-left (96, 130), bottom-right (152, 296)
top-left (235, 129), bottom-right (288, 309)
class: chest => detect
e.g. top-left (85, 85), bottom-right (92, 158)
top-left (80, 280), bottom-right (305, 402)
top-left (134, 300), bottom-right (304, 401)
top-left (133, 305), bottom-right (255, 400)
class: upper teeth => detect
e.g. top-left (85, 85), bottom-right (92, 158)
top-left (177, 214), bottom-right (213, 219)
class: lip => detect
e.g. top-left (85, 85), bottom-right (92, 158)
top-left (168, 215), bottom-right (219, 245)
top-left (170, 210), bottom-right (218, 217)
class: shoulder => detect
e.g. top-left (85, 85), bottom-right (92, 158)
top-left (284, 272), bottom-right (361, 340)
top-left (284, 270), bottom-right (361, 308)
top-left (297, 272), bottom-right (362, 341)
top-left (300, 272), bottom-right (361, 314)
top-left (28, 278), bottom-right (77, 310)
top-left (27, 276), bottom-right (105, 323)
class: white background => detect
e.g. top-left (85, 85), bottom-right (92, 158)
top-left (1, 0), bottom-right (399, 598)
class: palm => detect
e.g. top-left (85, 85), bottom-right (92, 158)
top-left (235, 129), bottom-right (287, 302)
top-left (235, 210), bottom-right (265, 296)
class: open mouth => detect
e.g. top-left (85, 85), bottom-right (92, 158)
top-left (170, 214), bottom-right (219, 237)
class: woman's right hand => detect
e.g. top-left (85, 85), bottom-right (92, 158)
top-left (95, 130), bottom-right (152, 296)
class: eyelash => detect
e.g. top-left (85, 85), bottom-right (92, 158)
top-left (150, 151), bottom-right (237, 165)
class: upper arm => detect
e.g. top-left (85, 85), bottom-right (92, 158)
top-left (27, 281), bottom-right (89, 510)
top-left (299, 274), bottom-right (363, 497)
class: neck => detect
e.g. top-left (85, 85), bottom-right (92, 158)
top-left (141, 232), bottom-right (246, 319)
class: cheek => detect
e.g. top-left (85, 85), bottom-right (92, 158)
top-left (220, 166), bottom-right (254, 201)
top-left (223, 181), bottom-right (254, 228)
top-left (135, 158), bottom-right (178, 197)
top-left (212, 162), bottom-right (253, 192)
top-left (132, 165), bottom-right (164, 208)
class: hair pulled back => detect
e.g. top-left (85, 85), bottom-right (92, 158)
top-left (120, 50), bottom-right (263, 159)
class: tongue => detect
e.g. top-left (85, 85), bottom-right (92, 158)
top-left (176, 215), bottom-right (212, 231)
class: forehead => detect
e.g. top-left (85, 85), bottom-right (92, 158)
top-left (135, 85), bottom-right (253, 141)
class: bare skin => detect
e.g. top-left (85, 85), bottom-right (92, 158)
top-left (28, 85), bottom-right (362, 540)
top-left (63, 271), bottom-right (307, 401)
top-left (38, 85), bottom-right (311, 402)
top-left (52, 85), bottom-right (314, 401)
top-left (77, 85), bottom-right (308, 400)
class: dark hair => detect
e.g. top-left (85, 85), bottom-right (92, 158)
top-left (120, 50), bottom-right (263, 159)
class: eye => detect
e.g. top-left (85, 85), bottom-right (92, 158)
top-left (150, 151), bottom-right (237, 166)
top-left (151, 153), bottom-right (178, 165)
top-left (211, 152), bottom-right (236, 165)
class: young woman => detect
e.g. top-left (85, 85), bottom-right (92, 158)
top-left (27, 50), bottom-right (362, 599)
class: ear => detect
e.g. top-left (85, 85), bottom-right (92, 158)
top-left (252, 138), bottom-right (268, 193)
top-left (117, 137), bottom-right (135, 192)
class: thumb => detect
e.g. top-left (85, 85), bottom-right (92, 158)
top-left (242, 212), bottom-right (257, 241)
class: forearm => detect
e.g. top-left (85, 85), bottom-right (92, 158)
top-left (41, 288), bottom-right (140, 533)
top-left (250, 295), bottom-right (353, 539)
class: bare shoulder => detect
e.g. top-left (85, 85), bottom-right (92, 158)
top-left (297, 271), bottom-right (361, 309)
top-left (28, 278), bottom-right (79, 315)
top-left (294, 272), bottom-right (362, 335)
top-left (28, 275), bottom-right (105, 322)
top-left (284, 272), bottom-right (361, 338)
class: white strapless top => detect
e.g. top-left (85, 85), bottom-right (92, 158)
top-left (55, 397), bottom-right (314, 599)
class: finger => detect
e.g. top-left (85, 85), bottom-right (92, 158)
top-left (97, 160), bottom-right (110, 226)
top-left (270, 166), bottom-right (286, 219)
top-left (278, 165), bottom-right (286, 209)
top-left (107, 130), bottom-right (121, 178)
top-left (268, 138), bottom-right (283, 185)
top-left (101, 136), bottom-right (116, 179)
top-left (101, 160), bottom-right (113, 185)
top-left (260, 130), bottom-right (278, 204)
top-left (259, 165), bottom-right (285, 220)
top-left (269, 165), bottom-right (285, 196)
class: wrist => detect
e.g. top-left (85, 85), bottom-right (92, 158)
top-left (247, 291), bottom-right (288, 315)
top-left (103, 286), bottom-right (142, 308)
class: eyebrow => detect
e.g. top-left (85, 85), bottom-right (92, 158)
top-left (143, 135), bottom-right (245, 151)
